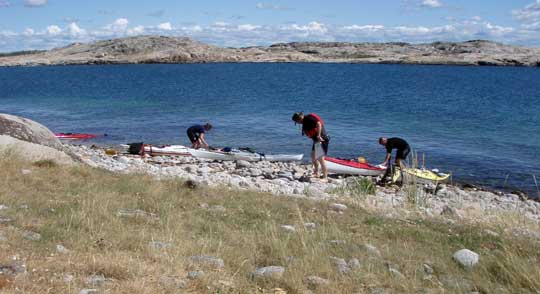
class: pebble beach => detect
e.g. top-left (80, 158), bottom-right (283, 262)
top-left (67, 144), bottom-right (540, 226)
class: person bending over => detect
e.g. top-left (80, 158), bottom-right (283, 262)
top-left (292, 112), bottom-right (330, 180)
top-left (187, 123), bottom-right (212, 149)
top-left (379, 137), bottom-right (410, 168)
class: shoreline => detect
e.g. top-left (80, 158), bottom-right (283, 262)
top-left (66, 143), bottom-right (540, 224)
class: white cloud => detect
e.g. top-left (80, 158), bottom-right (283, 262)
top-left (24, 0), bottom-right (47, 7)
top-left (67, 22), bottom-right (86, 36)
top-left (157, 22), bottom-right (173, 31)
top-left (284, 21), bottom-right (328, 34)
top-left (3, 19), bottom-right (540, 53)
top-left (104, 18), bottom-right (129, 32)
top-left (421, 0), bottom-right (442, 8)
top-left (513, 1), bottom-right (540, 30)
top-left (256, 3), bottom-right (288, 10)
top-left (23, 28), bottom-right (34, 36)
top-left (46, 25), bottom-right (61, 35)
top-left (237, 24), bottom-right (261, 31)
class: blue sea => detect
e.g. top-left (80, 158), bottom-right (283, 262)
top-left (1, 63), bottom-right (539, 195)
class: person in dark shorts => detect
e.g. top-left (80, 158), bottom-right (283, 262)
top-left (379, 137), bottom-right (410, 168)
top-left (187, 123), bottom-right (212, 149)
top-left (292, 112), bottom-right (330, 180)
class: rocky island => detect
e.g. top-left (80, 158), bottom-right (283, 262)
top-left (1, 35), bottom-right (539, 67)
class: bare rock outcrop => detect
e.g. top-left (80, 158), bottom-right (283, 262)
top-left (0, 113), bottom-right (74, 164)
top-left (0, 36), bottom-right (538, 67)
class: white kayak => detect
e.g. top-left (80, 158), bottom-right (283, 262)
top-left (121, 144), bottom-right (190, 156)
top-left (324, 157), bottom-right (386, 176)
top-left (189, 148), bottom-right (303, 162)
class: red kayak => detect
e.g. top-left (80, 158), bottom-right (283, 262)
top-left (55, 133), bottom-right (98, 140)
top-left (324, 157), bottom-right (386, 176)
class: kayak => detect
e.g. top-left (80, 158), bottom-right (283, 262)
top-left (189, 148), bottom-right (304, 162)
top-left (120, 144), bottom-right (190, 156)
top-left (324, 157), bottom-right (386, 176)
top-left (55, 133), bottom-right (97, 140)
top-left (395, 168), bottom-right (451, 184)
top-left (188, 148), bottom-right (235, 161)
top-left (232, 151), bottom-right (304, 162)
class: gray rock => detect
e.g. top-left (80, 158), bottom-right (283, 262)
top-left (484, 229), bottom-right (500, 237)
top-left (423, 263), bottom-right (434, 275)
top-left (330, 203), bottom-right (347, 212)
top-left (303, 222), bottom-right (317, 231)
top-left (79, 289), bottom-right (98, 294)
top-left (305, 275), bottom-right (330, 289)
top-left (0, 113), bottom-right (63, 150)
top-left (184, 165), bottom-right (198, 173)
top-left (330, 257), bottom-right (350, 274)
top-left (149, 241), bottom-right (172, 249)
top-left (187, 270), bottom-right (205, 280)
top-left (116, 209), bottom-right (159, 221)
top-left (63, 274), bottom-right (74, 283)
top-left (236, 160), bottom-right (251, 169)
top-left (329, 240), bottom-right (346, 246)
top-left (0, 216), bottom-right (14, 224)
top-left (189, 255), bottom-right (225, 269)
top-left (85, 275), bottom-right (112, 286)
top-left (348, 258), bottom-right (361, 269)
top-left (56, 244), bottom-right (69, 254)
top-left (365, 244), bottom-right (382, 258)
top-left (0, 264), bottom-right (26, 275)
top-left (158, 276), bottom-right (188, 289)
top-left (453, 249), bottom-right (479, 269)
top-left (252, 266), bottom-right (285, 280)
top-left (440, 205), bottom-right (462, 219)
top-left (280, 225), bottom-right (296, 233)
top-left (22, 230), bottom-right (41, 241)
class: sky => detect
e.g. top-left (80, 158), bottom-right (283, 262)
top-left (1, 0), bottom-right (540, 52)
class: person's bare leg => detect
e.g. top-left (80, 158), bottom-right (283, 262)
top-left (311, 151), bottom-right (319, 177)
top-left (319, 156), bottom-right (328, 179)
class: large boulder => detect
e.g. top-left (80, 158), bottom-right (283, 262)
top-left (0, 113), bottom-right (74, 164)
top-left (0, 113), bottom-right (63, 149)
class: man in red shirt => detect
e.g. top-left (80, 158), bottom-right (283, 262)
top-left (292, 112), bottom-right (330, 180)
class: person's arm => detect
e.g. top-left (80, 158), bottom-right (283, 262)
top-left (316, 121), bottom-right (324, 142)
top-left (381, 153), bottom-right (391, 166)
top-left (199, 133), bottom-right (209, 149)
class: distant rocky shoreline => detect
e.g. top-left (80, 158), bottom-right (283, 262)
top-left (1, 35), bottom-right (539, 67)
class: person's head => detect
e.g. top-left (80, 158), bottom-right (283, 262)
top-left (378, 137), bottom-right (388, 146)
top-left (292, 112), bottom-right (304, 124)
top-left (204, 123), bottom-right (213, 131)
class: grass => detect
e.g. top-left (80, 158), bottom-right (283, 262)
top-left (0, 155), bottom-right (539, 293)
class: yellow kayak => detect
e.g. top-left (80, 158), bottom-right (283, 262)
top-left (393, 167), bottom-right (450, 184)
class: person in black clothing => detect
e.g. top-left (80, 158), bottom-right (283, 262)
top-left (379, 137), bottom-right (410, 168)
top-left (187, 123), bottom-right (212, 149)
top-left (292, 112), bottom-right (330, 180)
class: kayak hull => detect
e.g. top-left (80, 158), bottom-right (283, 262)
top-left (190, 149), bottom-right (304, 162)
top-left (120, 144), bottom-right (191, 156)
top-left (324, 157), bottom-right (386, 176)
top-left (55, 133), bottom-right (97, 140)
top-left (399, 168), bottom-right (451, 185)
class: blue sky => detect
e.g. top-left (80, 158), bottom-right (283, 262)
top-left (1, 0), bottom-right (540, 52)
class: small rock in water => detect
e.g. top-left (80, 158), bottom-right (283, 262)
top-left (251, 266), bottom-right (285, 280)
top-left (453, 249), bottom-right (479, 269)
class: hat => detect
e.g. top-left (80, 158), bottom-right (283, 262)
top-left (292, 112), bottom-right (303, 124)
